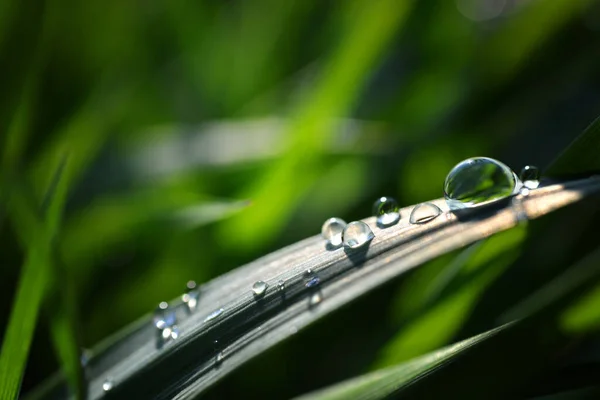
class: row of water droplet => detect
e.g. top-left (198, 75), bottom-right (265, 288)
top-left (322, 158), bottom-right (540, 250)
top-left (103, 157), bottom-right (540, 393)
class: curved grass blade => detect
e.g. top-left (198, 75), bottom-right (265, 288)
top-left (297, 244), bottom-right (600, 400)
top-left (293, 323), bottom-right (513, 400)
top-left (0, 157), bottom-right (70, 400)
top-left (29, 177), bottom-right (600, 399)
top-left (546, 115), bottom-right (600, 177)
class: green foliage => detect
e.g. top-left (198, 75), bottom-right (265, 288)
top-left (1, 0), bottom-right (600, 398)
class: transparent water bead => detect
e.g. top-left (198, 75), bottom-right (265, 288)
top-left (409, 203), bottom-right (442, 224)
top-left (204, 308), bottom-right (224, 323)
top-left (277, 280), bottom-right (286, 292)
top-left (153, 302), bottom-right (176, 330)
top-left (321, 217), bottom-right (347, 247)
top-left (309, 291), bottom-right (323, 306)
top-left (252, 281), bottom-right (268, 297)
top-left (102, 378), bottom-right (114, 392)
top-left (444, 157), bottom-right (521, 211)
top-left (520, 165), bottom-right (540, 189)
top-left (304, 269), bottom-right (321, 288)
top-left (182, 280), bottom-right (199, 312)
top-left (372, 196), bottom-right (400, 227)
top-left (342, 221), bottom-right (374, 249)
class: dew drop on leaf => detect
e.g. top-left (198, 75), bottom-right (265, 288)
top-left (304, 269), bottom-right (321, 288)
top-left (309, 291), bottom-right (323, 306)
top-left (252, 280), bottom-right (268, 297)
top-left (321, 217), bottom-right (347, 247)
top-left (520, 165), bottom-right (540, 189)
top-left (182, 280), bottom-right (199, 312)
top-left (277, 280), bottom-right (285, 292)
top-left (102, 378), bottom-right (114, 392)
top-left (342, 221), bottom-right (374, 249)
top-left (409, 203), bottom-right (442, 224)
top-left (204, 308), bottom-right (224, 322)
top-left (153, 302), bottom-right (176, 330)
top-left (372, 196), bottom-right (400, 227)
top-left (444, 157), bottom-right (521, 211)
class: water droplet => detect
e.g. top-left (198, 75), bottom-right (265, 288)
top-left (80, 348), bottom-right (91, 367)
top-left (160, 326), bottom-right (180, 341)
top-left (409, 203), bottom-right (442, 224)
top-left (102, 378), bottom-right (113, 392)
top-left (321, 217), bottom-right (347, 247)
top-left (520, 165), bottom-right (540, 189)
top-left (204, 308), bottom-right (224, 323)
top-left (153, 302), bottom-right (176, 330)
top-left (309, 291), bottom-right (323, 306)
top-left (342, 221), bottom-right (374, 249)
top-left (216, 351), bottom-right (225, 363)
top-left (252, 281), bottom-right (268, 297)
top-left (444, 157), bottom-right (521, 211)
top-left (182, 281), bottom-right (199, 312)
top-left (372, 197), bottom-right (400, 227)
top-left (277, 280), bottom-right (285, 292)
top-left (289, 326), bottom-right (298, 334)
top-left (304, 269), bottom-right (321, 288)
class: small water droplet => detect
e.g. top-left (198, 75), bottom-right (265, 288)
top-left (252, 281), bottom-right (268, 297)
top-left (304, 269), bottom-right (321, 288)
top-left (520, 187), bottom-right (530, 196)
top-left (520, 165), bottom-right (540, 189)
top-left (444, 157), bottom-right (521, 211)
top-left (309, 291), bottom-right (323, 306)
top-left (342, 221), bottom-right (374, 249)
top-left (372, 196), bottom-right (400, 227)
top-left (289, 326), bottom-right (298, 334)
top-left (182, 281), bottom-right (200, 312)
top-left (321, 217), bottom-right (347, 247)
top-left (216, 351), bottom-right (225, 363)
top-left (204, 308), bottom-right (224, 323)
top-left (409, 203), bottom-right (442, 224)
top-left (80, 348), bottom-right (91, 367)
top-left (277, 280), bottom-right (285, 292)
top-left (102, 378), bottom-right (113, 392)
top-left (153, 302), bottom-right (176, 330)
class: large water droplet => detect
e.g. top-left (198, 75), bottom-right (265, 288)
top-left (520, 165), bottom-right (540, 189)
top-left (342, 221), bottom-right (374, 249)
top-left (252, 281), bottom-right (268, 297)
top-left (204, 308), bottom-right (224, 323)
top-left (304, 269), bottom-right (320, 288)
top-left (321, 217), bottom-right (347, 247)
top-left (372, 197), bottom-right (400, 227)
top-left (102, 378), bottom-right (114, 392)
top-left (444, 157), bottom-right (520, 210)
top-left (409, 203), bottom-right (442, 224)
top-left (182, 280), bottom-right (199, 312)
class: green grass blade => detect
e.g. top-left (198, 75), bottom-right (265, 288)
top-left (219, 0), bottom-right (414, 250)
top-left (294, 323), bottom-right (513, 400)
top-left (0, 159), bottom-right (69, 399)
top-left (546, 116), bottom-right (600, 177)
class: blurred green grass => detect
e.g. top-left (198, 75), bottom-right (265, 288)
top-left (2, 0), bottom-right (600, 398)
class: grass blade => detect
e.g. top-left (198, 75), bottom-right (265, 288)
top-left (546, 116), bottom-right (600, 177)
top-left (293, 323), bottom-right (513, 400)
top-left (0, 159), bottom-right (69, 399)
top-left (38, 177), bottom-right (598, 399)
